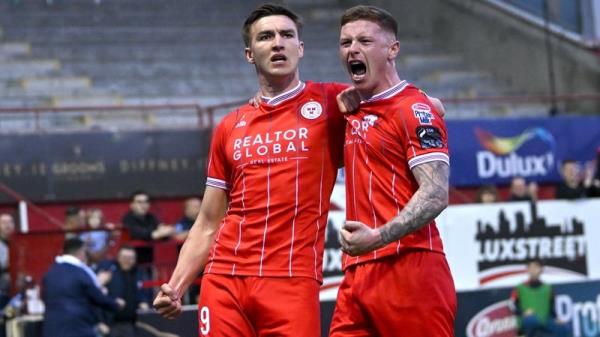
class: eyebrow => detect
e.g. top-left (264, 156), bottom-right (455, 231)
top-left (257, 29), bottom-right (296, 36)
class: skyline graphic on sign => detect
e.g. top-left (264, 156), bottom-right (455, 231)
top-left (474, 127), bottom-right (555, 155)
top-left (475, 202), bottom-right (587, 285)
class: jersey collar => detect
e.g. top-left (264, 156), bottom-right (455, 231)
top-left (261, 81), bottom-right (305, 106)
top-left (363, 80), bottom-right (409, 103)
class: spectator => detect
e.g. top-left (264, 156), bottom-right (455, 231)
top-left (508, 176), bottom-right (537, 202)
top-left (63, 206), bottom-right (86, 239)
top-left (174, 198), bottom-right (201, 241)
top-left (583, 148), bottom-right (600, 198)
top-left (555, 160), bottom-right (587, 200)
top-left (121, 191), bottom-right (175, 242)
top-left (42, 238), bottom-right (124, 337)
top-left (475, 184), bottom-right (499, 203)
top-left (0, 213), bottom-right (15, 308)
top-left (101, 246), bottom-right (150, 337)
top-left (80, 208), bottom-right (115, 266)
top-left (509, 260), bottom-right (569, 337)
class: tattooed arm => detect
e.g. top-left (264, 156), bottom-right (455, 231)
top-left (340, 160), bottom-right (449, 256)
top-left (378, 160), bottom-right (449, 244)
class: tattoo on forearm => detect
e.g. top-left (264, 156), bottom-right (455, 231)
top-left (379, 161), bottom-right (449, 245)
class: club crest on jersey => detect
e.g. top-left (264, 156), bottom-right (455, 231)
top-left (363, 114), bottom-right (378, 126)
top-left (300, 101), bottom-right (323, 120)
top-left (412, 103), bottom-right (434, 125)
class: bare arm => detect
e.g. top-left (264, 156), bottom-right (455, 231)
top-left (379, 161), bottom-right (449, 244)
top-left (153, 186), bottom-right (228, 318)
top-left (340, 160), bottom-right (449, 256)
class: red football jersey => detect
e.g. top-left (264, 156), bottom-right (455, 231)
top-left (343, 81), bottom-right (450, 269)
top-left (205, 81), bottom-right (346, 282)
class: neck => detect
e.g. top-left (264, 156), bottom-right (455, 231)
top-left (258, 72), bottom-right (300, 98)
top-left (357, 65), bottom-right (402, 101)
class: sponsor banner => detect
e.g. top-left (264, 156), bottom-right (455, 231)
top-left (321, 183), bottom-right (346, 301)
top-left (446, 116), bottom-right (600, 186)
top-left (437, 199), bottom-right (600, 291)
top-left (457, 280), bottom-right (600, 337)
top-left (0, 129), bottom-right (211, 203)
top-left (134, 280), bottom-right (600, 337)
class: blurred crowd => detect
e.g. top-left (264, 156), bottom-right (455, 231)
top-left (475, 151), bottom-right (600, 204)
top-left (0, 193), bottom-right (201, 337)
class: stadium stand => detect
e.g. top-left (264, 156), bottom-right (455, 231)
top-left (0, 0), bottom-right (556, 118)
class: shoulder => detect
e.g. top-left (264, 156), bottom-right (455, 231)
top-left (304, 81), bottom-right (349, 97)
top-left (214, 105), bottom-right (254, 136)
top-left (395, 85), bottom-right (435, 110)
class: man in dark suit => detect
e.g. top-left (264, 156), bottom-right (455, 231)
top-left (42, 238), bottom-right (124, 337)
top-left (101, 245), bottom-right (151, 337)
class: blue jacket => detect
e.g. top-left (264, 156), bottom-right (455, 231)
top-left (42, 261), bottom-right (118, 337)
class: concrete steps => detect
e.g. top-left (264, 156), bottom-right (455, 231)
top-left (0, 42), bottom-right (31, 60)
top-left (0, 59), bottom-right (60, 79)
top-left (50, 95), bottom-right (123, 107)
top-left (20, 76), bottom-right (91, 93)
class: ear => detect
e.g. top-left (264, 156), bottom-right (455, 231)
top-left (388, 40), bottom-right (400, 60)
top-left (245, 47), bottom-right (254, 64)
top-left (298, 40), bottom-right (304, 59)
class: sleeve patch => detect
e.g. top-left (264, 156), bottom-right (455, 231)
top-left (416, 126), bottom-right (444, 149)
top-left (412, 102), bottom-right (434, 125)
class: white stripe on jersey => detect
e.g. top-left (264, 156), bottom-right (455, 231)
top-left (259, 164), bottom-right (271, 277)
top-left (429, 224), bottom-right (433, 250)
top-left (313, 147), bottom-right (325, 279)
top-left (206, 177), bottom-right (230, 190)
top-left (392, 165), bottom-right (402, 255)
top-left (408, 152), bottom-right (450, 169)
top-left (207, 221), bottom-right (226, 274)
top-left (231, 171), bottom-right (247, 276)
top-left (289, 154), bottom-right (300, 277)
top-left (369, 169), bottom-right (378, 260)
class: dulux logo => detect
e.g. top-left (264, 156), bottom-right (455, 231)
top-left (474, 127), bottom-right (555, 179)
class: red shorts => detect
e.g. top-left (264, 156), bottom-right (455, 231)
top-left (329, 250), bottom-right (457, 337)
top-left (197, 274), bottom-right (320, 337)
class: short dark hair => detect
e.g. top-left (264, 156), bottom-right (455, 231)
top-left (119, 244), bottom-right (135, 252)
top-left (561, 159), bottom-right (577, 167)
top-left (340, 5), bottom-right (398, 38)
top-left (63, 237), bottom-right (85, 255)
top-left (130, 190), bottom-right (149, 202)
top-left (65, 206), bottom-right (81, 217)
top-left (242, 3), bottom-right (303, 47)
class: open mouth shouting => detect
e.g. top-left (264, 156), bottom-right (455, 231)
top-left (348, 60), bottom-right (367, 82)
top-left (271, 53), bottom-right (288, 66)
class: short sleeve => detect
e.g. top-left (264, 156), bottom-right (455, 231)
top-left (206, 120), bottom-right (231, 190)
top-left (397, 96), bottom-right (449, 170)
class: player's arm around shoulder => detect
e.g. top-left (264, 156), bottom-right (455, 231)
top-left (153, 186), bottom-right (228, 319)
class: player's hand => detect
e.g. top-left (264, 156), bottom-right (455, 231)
top-left (153, 283), bottom-right (182, 320)
top-left (336, 87), bottom-right (361, 114)
top-left (426, 95), bottom-right (446, 118)
top-left (249, 91), bottom-right (262, 108)
top-left (339, 221), bottom-right (383, 256)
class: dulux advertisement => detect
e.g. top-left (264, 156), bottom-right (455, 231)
top-left (446, 116), bottom-right (600, 186)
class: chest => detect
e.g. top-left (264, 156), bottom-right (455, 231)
top-left (226, 101), bottom-right (331, 167)
top-left (344, 111), bottom-right (402, 154)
